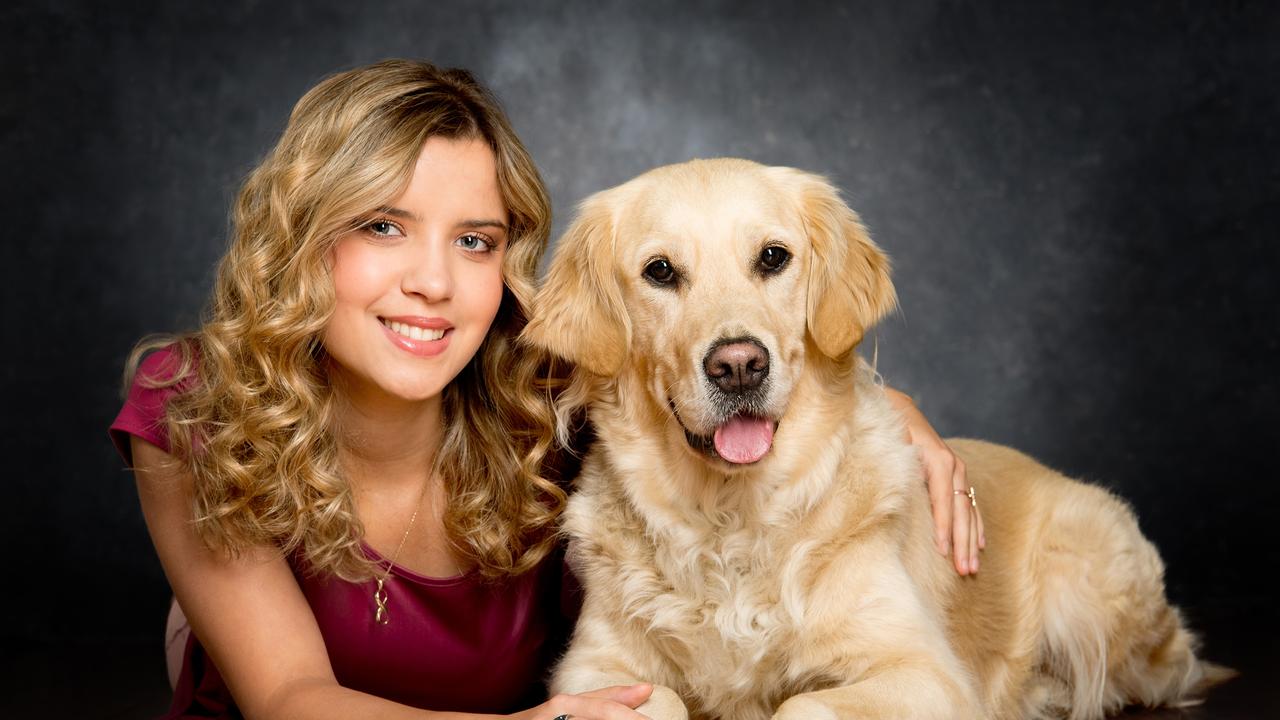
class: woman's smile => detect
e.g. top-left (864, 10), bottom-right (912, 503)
top-left (379, 316), bottom-right (453, 356)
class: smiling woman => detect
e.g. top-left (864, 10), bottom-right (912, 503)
top-left (108, 60), bottom-right (657, 719)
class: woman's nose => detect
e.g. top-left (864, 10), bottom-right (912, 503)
top-left (402, 239), bottom-right (454, 302)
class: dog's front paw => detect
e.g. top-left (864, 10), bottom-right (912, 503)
top-left (637, 684), bottom-right (689, 720)
top-left (772, 695), bottom-right (837, 720)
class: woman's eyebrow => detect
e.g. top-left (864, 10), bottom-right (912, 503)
top-left (375, 205), bottom-right (421, 222)
top-left (460, 218), bottom-right (509, 232)
top-left (374, 207), bottom-right (506, 233)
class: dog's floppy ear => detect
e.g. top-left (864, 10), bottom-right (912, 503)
top-left (791, 170), bottom-right (897, 358)
top-left (522, 192), bottom-right (631, 376)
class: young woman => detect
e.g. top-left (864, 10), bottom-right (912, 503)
top-left (111, 59), bottom-right (982, 719)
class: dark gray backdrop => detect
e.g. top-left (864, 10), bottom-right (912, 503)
top-left (3, 0), bottom-right (1277, 715)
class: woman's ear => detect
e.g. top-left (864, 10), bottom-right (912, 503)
top-left (788, 169), bottom-right (897, 358)
top-left (521, 193), bottom-right (631, 376)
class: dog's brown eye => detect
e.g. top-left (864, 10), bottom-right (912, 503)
top-left (759, 246), bottom-right (790, 274)
top-left (644, 258), bottom-right (677, 286)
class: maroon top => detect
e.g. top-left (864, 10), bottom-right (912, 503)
top-left (111, 347), bottom-right (577, 717)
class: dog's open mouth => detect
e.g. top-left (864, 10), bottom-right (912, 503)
top-left (674, 403), bottom-right (778, 465)
top-left (712, 414), bottom-right (777, 464)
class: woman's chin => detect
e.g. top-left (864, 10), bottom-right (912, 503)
top-left (380, 379), bottom-right (450, 404)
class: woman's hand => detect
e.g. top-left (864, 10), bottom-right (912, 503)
top-left (512, 684), bottom-right (653, 720)
top-left (884, 387), bottom-right (985, 575)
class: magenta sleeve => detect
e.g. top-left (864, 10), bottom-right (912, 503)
top-left (108, 346), bottom-right (185, 465)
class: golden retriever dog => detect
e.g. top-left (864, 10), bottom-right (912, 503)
top-left (522, 158), bottom-right (1228, 720)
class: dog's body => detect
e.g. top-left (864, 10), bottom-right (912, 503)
top-left (524, 159), bottom-right (1225, 720)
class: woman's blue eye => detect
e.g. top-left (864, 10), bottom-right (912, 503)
top-left (367, 220), bottom-right (402, 236)
top-left (457, 234), bottom-right (492, 252)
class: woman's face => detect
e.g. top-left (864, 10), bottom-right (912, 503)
top-left (324, 136), bottom-right (508, 405)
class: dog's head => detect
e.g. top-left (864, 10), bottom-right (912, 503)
top-left (524, 158), bottom-right (895, 470)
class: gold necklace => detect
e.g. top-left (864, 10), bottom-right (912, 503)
top-left (372, 479), bottom-right (430, 625)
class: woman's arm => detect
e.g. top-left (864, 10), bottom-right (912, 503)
top-left (132, 436), bottom-right (651, 720)
top-left (883, 388), bottom-right (986, 576)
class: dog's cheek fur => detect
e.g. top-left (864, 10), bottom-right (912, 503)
top-left (614, 279), bottom-right (694, 431)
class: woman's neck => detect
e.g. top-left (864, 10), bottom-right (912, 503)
top-left (332, 378), bottom-right (466, 577)
top-left (333, 382), bottom-right (445, 491)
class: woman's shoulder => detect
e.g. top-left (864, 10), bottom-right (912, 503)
top-left (108, 343), bottom-right (196, 464)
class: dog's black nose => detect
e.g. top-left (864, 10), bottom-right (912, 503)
top-left (704, 338), bottom-right (769, 394)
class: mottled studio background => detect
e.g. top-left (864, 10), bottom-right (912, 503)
top-left (2, 0), bottom-right (1277, 716)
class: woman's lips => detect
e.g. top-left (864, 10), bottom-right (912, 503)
top-left (379, 316), bottom-right (453, 357)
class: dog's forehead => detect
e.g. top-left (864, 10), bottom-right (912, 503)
top-left (618, 162), bottom-right (801, 252)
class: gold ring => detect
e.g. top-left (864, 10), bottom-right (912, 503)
top-left (953, 486), bottom-right (977, 507)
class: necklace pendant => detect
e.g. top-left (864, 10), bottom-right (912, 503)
top-left (373, 577), bottom-right (389, 625)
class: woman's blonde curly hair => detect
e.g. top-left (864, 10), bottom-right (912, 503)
top-left (126, 59), bottom-right (565, 581)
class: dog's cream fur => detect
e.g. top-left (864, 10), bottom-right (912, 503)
top-left (523, 159), bottom-right (1227, 720)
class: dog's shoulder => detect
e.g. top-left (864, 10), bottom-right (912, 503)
top-left (826, 367), bottom-right (927, 528)
top-left (561, 447), bottom-right (655, 567)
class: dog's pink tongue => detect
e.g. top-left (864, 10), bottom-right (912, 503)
top-left (713, 415), bottom-right (775, 464)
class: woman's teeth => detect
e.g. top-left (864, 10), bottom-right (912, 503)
top-left (383, 319), bottom-right (445, 342)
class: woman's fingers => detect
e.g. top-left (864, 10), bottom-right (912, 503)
top-left (926, 455), bottom-right (956, 556)
top-left (953, 458), bottom-right (980, 574)
top-left (975, 491), bottom-right (986, 551)
top-left (542, 684), bottom-right (653, 719)
top-left (578, 683), bottom-right (652, 705)
top-left (969, 506), bottom-right (981, 573)
top-left (951, 481), bottom-right (973, 575)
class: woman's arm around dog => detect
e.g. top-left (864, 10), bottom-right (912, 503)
top-left (885, 386), bottom-right (986, 575)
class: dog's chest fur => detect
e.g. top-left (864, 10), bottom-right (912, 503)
top-left (564, 412), bottom-right (914, 717)
top-left (567, 487), bottom-right (830, 717)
